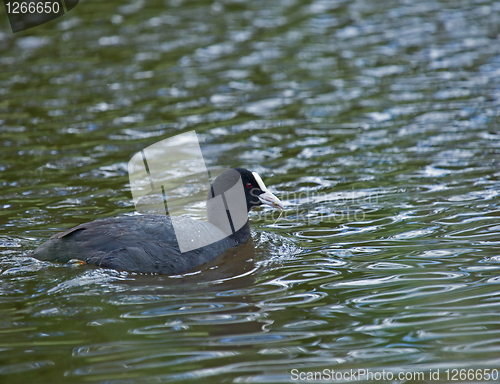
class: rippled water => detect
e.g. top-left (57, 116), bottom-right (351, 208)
top-left (2, 0), bottom-right (500, 382)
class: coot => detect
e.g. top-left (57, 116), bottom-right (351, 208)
top-left (31, 168), bottom-right (284, 275)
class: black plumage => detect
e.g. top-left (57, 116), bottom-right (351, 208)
top-left (31, 168), bottom-right (284, 275)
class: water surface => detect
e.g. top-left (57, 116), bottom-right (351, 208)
top-left (1, 0), bottom-right (500, 382)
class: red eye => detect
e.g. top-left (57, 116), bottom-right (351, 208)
top-left (246, 183), bottom-right (252, 189)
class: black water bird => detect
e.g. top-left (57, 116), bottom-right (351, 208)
top-left (31, 168), bottom-right (284, 275)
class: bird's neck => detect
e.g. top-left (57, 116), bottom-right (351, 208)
top-left (207, 207), bottom-right (251, 245)
top-left (230, 219), bottom-right (251, 245)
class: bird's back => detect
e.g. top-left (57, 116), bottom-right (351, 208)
top-left (31, 215), bottom-right (250, 274)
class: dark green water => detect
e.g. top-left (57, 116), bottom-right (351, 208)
top-left (2, 0), bottom-right (500, 382)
